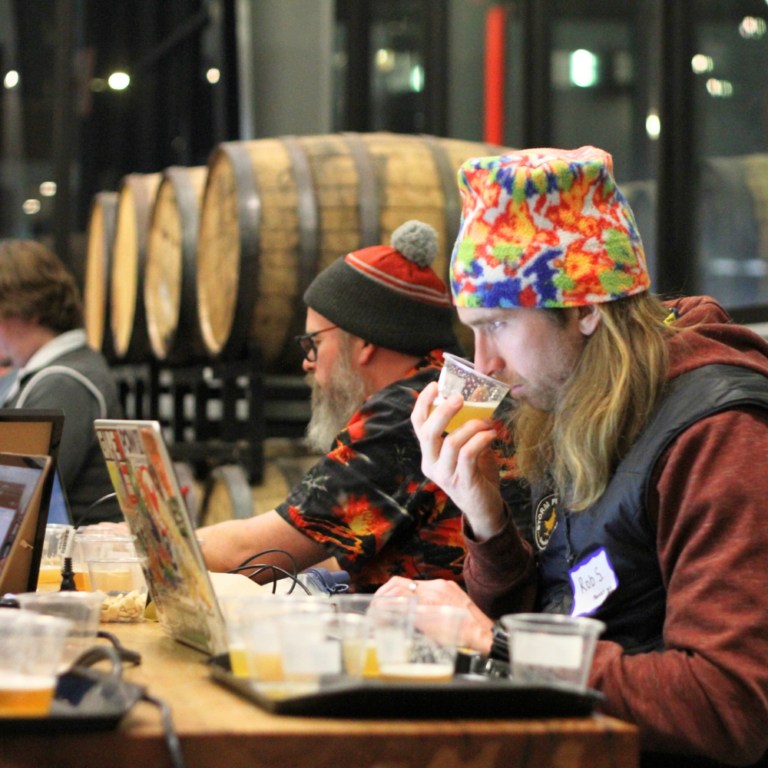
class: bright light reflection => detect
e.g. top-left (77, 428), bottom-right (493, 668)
top-left (375, 48), bottom-right (395, 73)
top-left (646, 112), bottom-right (661, 140)
top-left (108, 72), bottom-right (130, 90)
top-left (3, 70), bottom-right (19, 89)
top-left (40, 182), bottom-right (57, 197)
top-left (410, 65), bottom-right (424, 92)
top-left (739, 17), bottom-right (766, 38)
top-left (570, 49), bottom-right (599, 88)
top-left (691, 54), bottom-right (714, 74)
top-left (22, 199), bottom-right (41, 215)
top-left (206, 68), bottom-right (220, 84)
top-left (706, 78), bottom-right (733, 97)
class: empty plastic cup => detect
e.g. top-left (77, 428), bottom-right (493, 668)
top-left (16, 591), bottom-right (105, 671)
top-left (500, 613), bottom-right (605, 689)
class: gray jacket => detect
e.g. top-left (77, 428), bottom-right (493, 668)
top-left (5, 341), bottom-right (124, 524)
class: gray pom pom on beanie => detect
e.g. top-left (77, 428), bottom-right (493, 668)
top-left (390, 220), bottom-right (438, 268)
top-left (303, 220), bottom-right (458, 356)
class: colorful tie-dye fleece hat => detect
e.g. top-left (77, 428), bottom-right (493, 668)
top-left (450, 146), bottom-right (650, 308)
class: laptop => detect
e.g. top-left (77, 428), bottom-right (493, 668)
top-left (0, 452), bottom-right (54, 594)
top-left (0, 409), bottom-right (67, 585)
top-left (94, 419), bottom-right (227, 655)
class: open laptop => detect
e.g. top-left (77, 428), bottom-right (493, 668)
top-left (0, 452), bottom-right (53, 594)
top-left (94, 419), bottom-right (227, 655)
top-left (0, 409), bottom-right (67, 587)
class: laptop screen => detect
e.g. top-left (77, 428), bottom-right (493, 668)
top-left (47, 470), bottom-right (71, 525)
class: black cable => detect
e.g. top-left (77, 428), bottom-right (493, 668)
top-left (233, 548), bottom-right (300, 578)
top-left (227, 563), bottom-right (311, 595)
top-left (141, 693), bottom-right (188, 768)
top-left (71, 491), bottom-right (118, 529)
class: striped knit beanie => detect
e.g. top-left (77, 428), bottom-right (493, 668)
top-left (451, 146), bottom-right (650, 308)
top-left (304, 220), bottom-right (458, 356)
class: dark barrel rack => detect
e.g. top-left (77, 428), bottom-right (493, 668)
top-left (110, 345), bottom-right (311, 484)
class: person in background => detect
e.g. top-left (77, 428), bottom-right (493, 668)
top-left (0, 239), bottom-right (123, 524)
top-left (199, 220), bottom-right (530, 593)
top-left (380, 148), bottom-right (768, 765)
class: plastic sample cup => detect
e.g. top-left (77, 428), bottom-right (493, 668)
top-left (87, 558), bottom-right (148, 623)
top-left (500, 613), bottom-right (606, 689)
top-left (431, 353), bottom-right (510, 433)
top-left (16, 591), bottom-right (105, 671)
top-left (36, 524), bottom-right (73, 590)
top-left (337, 613), bottom-right (372, 679)
top-left (221, 595), bottom-right (335, 682)
top-left (0, 610), bottom-right (72, 716)
top-left (369, 602), bottom-right (417, 676)
top-left (378, 605), bottom-right (467, 683)
top-left (331, 594), bottom-right (419, 678)
top-left (73, 532), bottom-right (136, 591)
top-left (277, 611), bottom-right (343, 683)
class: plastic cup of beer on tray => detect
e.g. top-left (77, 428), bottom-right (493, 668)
top-left (73, 530), bottom-right (137, 591)
top-left (431, 353), bottom-right (510, 433)
top-left (221, 595), bottom-right (335, 688)
top-left (36, 524), bottom-right (73, 590)
top-left (376, 605), bottom-right (468, 683)
top-left (500, 613), bottom-right (606, 690)
top-left (331, 594), bottom-right (419, 679)
top-left (0, 610), bottom-right (72, 717)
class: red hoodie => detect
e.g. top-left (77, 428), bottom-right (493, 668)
top-left (463, 297), bottom-right (768, 765)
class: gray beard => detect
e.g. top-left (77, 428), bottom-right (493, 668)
top-left (305, 352), bottom-right (367, 454)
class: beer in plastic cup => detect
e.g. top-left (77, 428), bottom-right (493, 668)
top-left (432, 353), bottom-right (509, 433)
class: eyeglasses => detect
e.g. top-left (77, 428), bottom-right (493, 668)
top-left (294, 325), bottom-right (339, 362)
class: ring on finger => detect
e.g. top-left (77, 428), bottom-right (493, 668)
top-left (408, 581), bottom-right (418, 593)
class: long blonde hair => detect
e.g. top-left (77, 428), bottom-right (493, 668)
top-left (511, 292), bottom-right (674, 511)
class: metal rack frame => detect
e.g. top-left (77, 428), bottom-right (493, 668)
top-left (111, 345), bottom-right (311, 485)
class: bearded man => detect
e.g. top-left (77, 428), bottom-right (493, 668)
top-left (200, 220), bottom-right (529, 592)
top-left (381, 149), bottom-right (768, 764)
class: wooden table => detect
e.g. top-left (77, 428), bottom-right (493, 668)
top-left (0, 622), bottom-right (639, 768)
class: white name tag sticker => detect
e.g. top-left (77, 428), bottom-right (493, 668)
top-left (569, 547), bottom-right (618, 617)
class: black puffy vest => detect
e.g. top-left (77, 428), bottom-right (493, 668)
top-left (534, 364), bottom-right (768, 654)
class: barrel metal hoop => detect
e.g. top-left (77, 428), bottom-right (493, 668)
top-left (165, 166), bottom-right (203, 362)
top-left (422, 134), bottom-right (462, 268)
top-left (342, 132), bottom-right (380, 248)
top-left (220, 141), bottom-right (262, 361)
top-left (281, 135), bottom-right (320, 305)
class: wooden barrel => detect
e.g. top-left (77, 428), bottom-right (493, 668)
top-left (83, 192), bottom-right (119, 360)
top-left (699, 154), bottom-right (768, 307)
top-left (200, 450), bottom-right (322, 527)
top-left (111, 172), bottom-right (162, 361)
top-left (145, 166), bottom-right (208, 362)
top-left (196, 133), bottom-right (511, 367)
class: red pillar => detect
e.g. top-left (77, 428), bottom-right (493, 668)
top-left (484, 4), bottom-right (508, 145)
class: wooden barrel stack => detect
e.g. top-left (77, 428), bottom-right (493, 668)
top-left (145, 166), bottom-right (208, 362)
top-left (196, 133), bottom-right (510, 369)
top-left (85, 132), bottom-right (510, 369)
top-left (110, 172), bottom-right (162, 362)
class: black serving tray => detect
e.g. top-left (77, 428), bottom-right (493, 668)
top-left (209, 655), bottom-right (602, 719)
top-left (0, 646), bottom-right (145, 735)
